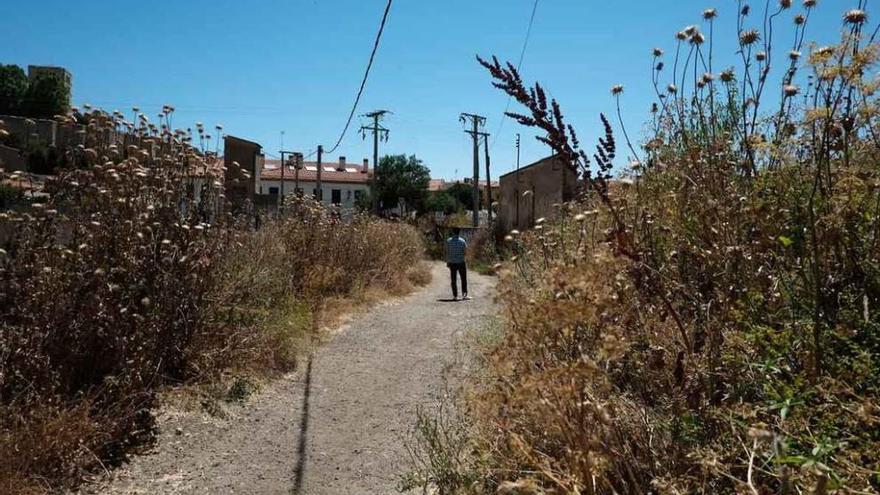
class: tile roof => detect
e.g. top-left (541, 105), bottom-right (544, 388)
top-left (261, 159), bottom-right (371, 184)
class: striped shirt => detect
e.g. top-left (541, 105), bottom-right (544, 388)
top-left (446, 236), bottom-right (467, 264)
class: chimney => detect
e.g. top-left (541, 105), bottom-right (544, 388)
top-left (362, 158), bottom-right (369, 174)
top-left (337, 156), bottom-right (346, 171)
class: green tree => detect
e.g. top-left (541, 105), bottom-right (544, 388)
top-left (425, 190), bottom-right (460, 215)
top-left (25, 73), bottom-right (70, 118)
top-left (372, 154), bottom-right (431, 213)
top-left (446, 182), bottom-right (475, 210)
top-left (0, 64), bottom-right (28, 116)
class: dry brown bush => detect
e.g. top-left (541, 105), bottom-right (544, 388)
top-left (0, 109), bottom-right (427, 493)
top-left (408, 3), bottom-right (880, 494)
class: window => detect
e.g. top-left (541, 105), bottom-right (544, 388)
top-left (331, 189), bottom-right (342, 205)
top-left (347, 190), bottom-right (352, 200)
top-left (268, 186), bottom-right (279, 195)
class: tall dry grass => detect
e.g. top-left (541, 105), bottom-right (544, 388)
top-left (0, 108), bottom-right (428, 493)
top-left (407, 2), bottom-right (880, 494)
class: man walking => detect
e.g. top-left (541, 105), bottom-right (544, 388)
top-left (446, 227), bottom-right (469, 301)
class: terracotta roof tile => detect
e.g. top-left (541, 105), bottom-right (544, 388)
top-left (261, 159), bottom-right (371, 184)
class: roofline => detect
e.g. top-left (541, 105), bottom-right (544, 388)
top-left (224, 135), bottom-right (262, 149)
top-left (260, 177), bottom-right (370, 185)
top-left (498, 153), bottom-right (563, 180)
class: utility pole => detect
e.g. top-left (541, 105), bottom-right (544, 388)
top-left (515, 133), bottom-right (521, 228)
top-left (316, 145), bottom-right (324, 202)
top-left (360, 110), bottom-right (390, 214)
top-left (280, 131), bottom-right (286, 210)
top-left (460, 113), bottom-right (486, 227)
top-left (477, 131), bottom-right (492, 224)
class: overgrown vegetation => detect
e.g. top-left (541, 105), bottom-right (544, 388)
top-left (0, 64), bottom-right (71, 118)
top-left (408, 2), bottom-right (880, 493)
top-left (0, 107), bottom-right (428, 493)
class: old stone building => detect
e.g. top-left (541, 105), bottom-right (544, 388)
top-left (497, 154), bottom-right (579, 232)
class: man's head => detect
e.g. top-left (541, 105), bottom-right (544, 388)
top-left (452, 227), bottom-right (461, 237)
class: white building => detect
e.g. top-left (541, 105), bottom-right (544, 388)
top-left (259, 156), bottom-right (371, 209)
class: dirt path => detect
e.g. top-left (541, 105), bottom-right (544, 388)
top-left (83, 262), bottom-right (496, 494)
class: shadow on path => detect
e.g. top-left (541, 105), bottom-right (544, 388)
top-left (291, 355), bottom-right (313, 495)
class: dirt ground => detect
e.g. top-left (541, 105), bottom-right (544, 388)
top-left (80, 262), bottom-right (497, 494)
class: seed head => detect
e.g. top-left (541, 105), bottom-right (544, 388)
top-left (843, 9), bottom-right (867, 24)
top-left (611, 84), bottom-right (624, 95)
top-left (789, 50), bottom-right (802, 60)
top-left (783, 84), bottom-right (800, 97)
top-left (653, 47), bottom-right (664, 57)
top-left (720, 69), bottom-right (735, 82)
top-left (779, 0), bottom-right (792, 9)
top-left (676, 30), bottom-right (689, 41)
top-left (690, 31), bottom-right (705, 45)
top-left (702, 72), bottom-right (715, 83)
top-left (667, 84), bottom-right (678, 94)
top-left (794, 14), bottom-right (805, 25)
top-left (703, 8), bottom-right (718, 19)
top-left (803, 0), bottom-right (816, 7)
top-left (740, 29), bottom-right (761, 45)
top-left (756, 51), bottom-right (767, 61)
top-left (683, 25), bottom-right (697, 36)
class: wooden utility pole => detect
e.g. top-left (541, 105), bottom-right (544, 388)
top-left (360, 110), bottom-right (390, 214)
top-left (316, 145), bottom-right (324, 202)
top-left (478, 131), bottom-right (492, 224)
top-left (460, 112), bottom-right (486, 227)
top-left (515, 133), bottom-right (521, 228)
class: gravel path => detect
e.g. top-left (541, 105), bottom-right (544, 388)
top-left (83, 262), bottom-right (496, 494)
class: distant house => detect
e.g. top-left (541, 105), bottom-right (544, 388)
top-left (428, 177), bottom-right (499, 209)
top-left (259, 156), bottom-right (371, 209)
top-left (497, 154), bottom-right (579, 232)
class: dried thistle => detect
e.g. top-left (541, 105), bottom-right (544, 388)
top-left (740, 29), bottom-right (761, 45)
top-left (843, 9), bottom-right (867, 24)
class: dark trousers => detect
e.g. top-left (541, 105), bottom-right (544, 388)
top-left (448, 262), bottom-right (468, 298)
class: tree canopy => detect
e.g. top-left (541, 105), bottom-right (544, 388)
top-left (0, 65), bottom-right (28, 115)
top-left (372, 154), bottom-right (430, 214)
top-left (0, 64), bottom-right (70, 118)
top-left (25, 73), bottom-right (70, 118)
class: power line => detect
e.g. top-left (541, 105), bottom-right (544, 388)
top-left (491, 0), bottom-right (540, 150)
top-left (325, 0), bottom-right (393, 155)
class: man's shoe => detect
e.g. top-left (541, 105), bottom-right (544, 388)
top-left (462, 294), bottom-right (471, 300)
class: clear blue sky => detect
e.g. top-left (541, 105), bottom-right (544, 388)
top-left (1, 0), bottom-right (852, 179)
